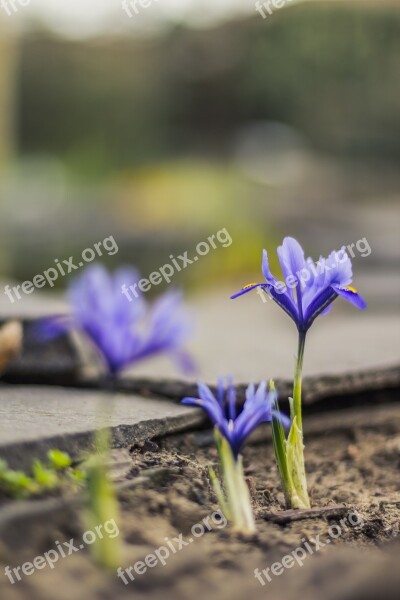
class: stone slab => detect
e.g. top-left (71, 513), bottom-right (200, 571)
top-left (0, 386), bottom-right (203, 469)
top-left (126, 289), bottom-right (400, 381)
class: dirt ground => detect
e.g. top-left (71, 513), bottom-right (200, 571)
top-left (0, 402), bottom-right (399, 600)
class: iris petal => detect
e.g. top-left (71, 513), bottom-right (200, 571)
top-left (332, 285), bottom-right (367, 310)
top-left (262, 249), bottom-right (277, 285)
top-left (245, 382), bottom-right (255, 404)
top-left (182, 395), bottom-right (229, 438)
top-left (255, 380), bottom-right (268, 404)
top-left (230, 283), bottom-right (264, 299)
top-left (234, 406), bottom-right (269, 453)
top-left (278, 237), bottom-right (306, 282)
top-left (271, 410), bottom-right (291, 429)
top-left (171, 351), bottom-right (197, 375)
top-left (264, 284), bottom-right (299, 324)
top-left (327, 248), bottom-right (353, 287)
top-left (303, 286), bottom-right (338, 331)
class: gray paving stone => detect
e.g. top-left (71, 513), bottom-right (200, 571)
top-left (130, 289), bottom-right (400, 381)
top-left (0, 386), bottom-right (202, 469)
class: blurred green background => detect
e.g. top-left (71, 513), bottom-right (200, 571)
top-left (0, 1), bottom-right (399, 305)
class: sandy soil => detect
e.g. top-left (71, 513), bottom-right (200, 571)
top-left (0, 403), bottom-right (399, 600)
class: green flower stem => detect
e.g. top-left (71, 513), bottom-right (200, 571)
top-left (293, 333), bottom-right (306, 431)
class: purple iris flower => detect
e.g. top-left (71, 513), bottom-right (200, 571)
top-left (182, 378), bottom-right (290, 459)
top-left (39, 265), bottom-right (195, 376)
top-left (231, 237), bottom-right (366, 333)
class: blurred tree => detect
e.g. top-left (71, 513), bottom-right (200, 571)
top-left (0, 17), bottom-right (17, 171)
top-left (16, 5), bottom-right (400, 174)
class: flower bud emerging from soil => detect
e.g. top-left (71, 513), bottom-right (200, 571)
top-left (182, 378), bottom-right (289, 533)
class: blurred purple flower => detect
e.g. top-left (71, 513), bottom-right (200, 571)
top-left (39, 265), bottom-right (195, 375)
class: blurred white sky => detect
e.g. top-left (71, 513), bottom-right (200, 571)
top-left (5, 0), bottom-right (259, 38)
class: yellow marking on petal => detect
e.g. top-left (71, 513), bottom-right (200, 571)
top-left (345, 286), bottom-right (357, 294)
top-left (242, 282), bottom-right (258, 290)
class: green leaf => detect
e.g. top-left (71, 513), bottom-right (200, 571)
top-left (209, 465), bottom-right (230, 520)
top-left (285, 417), bottom-right (310, 509)
top-left (218, 435), bottom-right (255, 533)
top-left (0, 468), bottom-right (37, 498)
top-left (288, 397), bottom-right (295, 421)
top-left (84, 426), bottom-right (121, 570)
top-left (68, 468), bottom-right (86, 483)
top-left (32, 460), bottom-right (59, 489)
top-left (48, 449), bottom-right (72, 470)
top-left (271, 396), bottom-right (292, 504)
